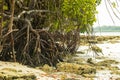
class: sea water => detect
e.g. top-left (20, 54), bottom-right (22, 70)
top-left (78, 32), bottom-right (120, 79)
top-left (94, 32), bottom-right (120, 36)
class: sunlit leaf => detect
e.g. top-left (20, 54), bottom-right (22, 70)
top-left (112, 2), bottom-right (116, 8)
top-left (3, 5), bottom-right (8, 10)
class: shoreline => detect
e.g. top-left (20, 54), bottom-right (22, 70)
top-left (0, 35), bottom-right (120, 80)
top-left (80, 35), bottom-right (120, 45)
top-left (77, 36), bottom-right (120, 80)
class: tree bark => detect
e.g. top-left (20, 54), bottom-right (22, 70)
top-left (0, 0), bottom-right (3, 37)
top-left (8, 0), bottom-right (16, 62)
top-left (0, 0), bottom-right (4, 53)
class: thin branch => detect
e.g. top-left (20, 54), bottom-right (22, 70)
top-left (116, 0), bottom-right (119, 7)
top-left (22, 22), bottom-right (29, 53)
top-left (105, 0), bottom-right (115, 24)
top-left (18, 10), bottom-right (49, 18)
top-left (0, 0), bottom-right (3, 37)
top-left (107, 0), bottom-right (120, 20)
top-left (2, 29), bottom-right (18, 38)
top-left (8, 0), bottom-right (15, 32)
top-left (8, 0), bottom-right (16, 62)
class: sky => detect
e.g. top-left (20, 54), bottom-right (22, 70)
top-left (93, 0), bottom-right (120, 27)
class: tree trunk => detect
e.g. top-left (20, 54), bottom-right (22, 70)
top-left (8, 0), bottom-right (16, 62)
top-left (0, 0), bottom-right (3, 53)
top-left (0, 0), bottom-right (3, 37)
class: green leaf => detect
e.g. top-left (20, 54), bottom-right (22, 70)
top-left (112, 2), bottom-right (116, 8)
top-left (3, 5), bottom-right (8, 10)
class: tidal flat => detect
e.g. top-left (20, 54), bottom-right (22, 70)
top-left (0, 36), bottom-right (120, 80)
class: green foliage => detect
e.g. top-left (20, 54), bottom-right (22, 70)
top-left (1, 0), bottom-right (98, 33)
top-left (96, 60), bottom-right (119, 67)
top-left (0, 68), bottom-right (36, 80)
top-left (57, 62), bottom-right (96, 75)
top-left (42, 64), bottom-right (54, 72)
top-left (0, 0), bottom-right (2, 2)
top-left (91, 45), bottom-right (102, 53)
top-left (3, 5), bottom-right (8, 10)
top-left (96, 0), bottom-right (101, 5)
top-left (49, 0), bottom-right (97, 32)
top-left (61, 0), bottom-right (97, 32)
top-left (112, 2), bottom-right (116, 8)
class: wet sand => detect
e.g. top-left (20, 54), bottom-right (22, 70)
top-left (77, 39), bottom-right (120, 80)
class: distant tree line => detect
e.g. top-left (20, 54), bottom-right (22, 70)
top-left (94, 26), bottom-right (120, 32)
